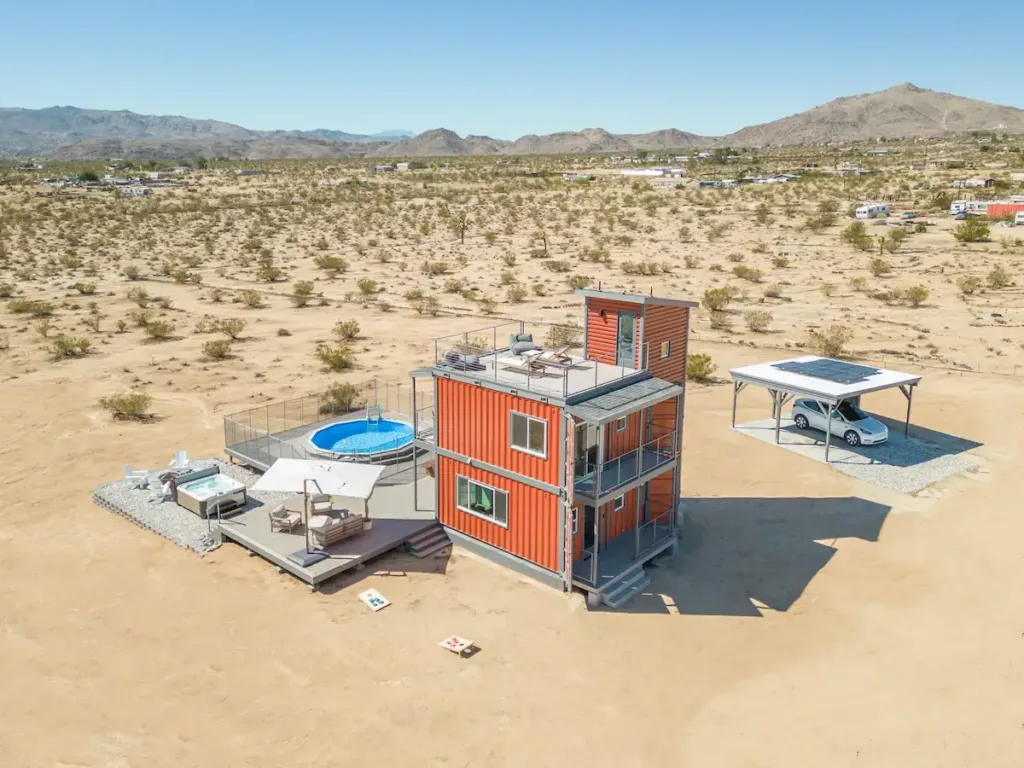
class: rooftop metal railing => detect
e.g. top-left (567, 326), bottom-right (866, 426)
top-left (432, 321), bottom-right (649, 399)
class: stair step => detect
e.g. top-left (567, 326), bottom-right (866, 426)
top-left (406, 526), bottom-right (444, 547)
top-left (603, 573), bottom-right (651, 609)
top-left (411, 538), bottom-right (452, 559)
top-left (405, 525), bottom-right (451, 558)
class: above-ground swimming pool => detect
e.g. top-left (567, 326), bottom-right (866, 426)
top-left (308, 418), bottom-right (414, 459)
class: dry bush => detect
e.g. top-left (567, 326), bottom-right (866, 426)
top-left (315, 343), bottom-right (354, 371)
top-left (772, 255), bottom-right (790, 268)
top-left (957, 275), bottom-right (983, 294)
top-left (701, 288), bottom-right (732, 312)
top-left (709, 311), bottom-right (732, 331)
top-left (687, 352), bottom-right (717, 382)
top-left (50, 334), bottom-right (90, 360)
top-left (127, 287), bottom-right (150, 307)
top-left (905, 285), bottom-right (929, 307)
top-left (567, 274), bottom-right (591, 290)
top-left (333, 319), bottom-right (360, 340)
top-left (820, 282), bottom-right (837, 297)
top-left (319, 382), bottom-right (364, 415)
top-left (314, 254), bottom-right (348, 276)
top-left (413, 295), bottom-right (441, 315)
top-left (952, 219), bottom-right (990, 243)
top-left (868, 257), bottom-right (892, 277)
top-left (99, 391), bottom-right (153, 421)
top-left (506, 284), bottom-right (527, 303)
top-left (743, 310), bottom-right (773, 332)
top-left (0, 283), bottom-right (14, 298)
top-left (849, 276), bottom-right (868, 292)
top-left (987, 265), bottom-right (1012, 289)
top-left (238, 289), bottom-right (265, 308)
top-left (357, 278), bottom-right (379, 298)
top-left (732, 265), bottom-right (763, 282)
top-left (421, 260), bottom-right (451, 276)
top-left (144, 320), bottom-right (174, 340)
top-left (808, 324), bottom-right (852, 358)
top-left (202, 339), bottom-right (233, 360)
top-left (9, 298), bottom-right (54, 316)
top-left (291, 280), bottom-right (316, 307)
top-left (214, 317), bottom-right (246, 339)
top-left (763, 284), bottom-right (784, 299)
top-left (72, 282), bottom-right (96, 295)
top-left (684, 254), bottom-right (701, 269)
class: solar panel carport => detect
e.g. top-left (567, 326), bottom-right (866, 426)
top-left (728, 355), bottom-right (922, 462)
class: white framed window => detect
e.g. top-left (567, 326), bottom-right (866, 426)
top-left (510, 411), bottom-right (547, 458)
top-left (456, 475), bottom-right (508, 527)
top-left (615, 416), bottom-right (628, 433)
top-left (571, 507), bottom-right (578, 534)
top-left (660, 340), bottom-right (671, 359)
top-left (613, 495), bottom-right (625, 511)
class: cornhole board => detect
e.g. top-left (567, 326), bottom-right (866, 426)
top-left (439, 635), bottom-right (475, 656)
top-left (359, 589), bottom-right (391, 612)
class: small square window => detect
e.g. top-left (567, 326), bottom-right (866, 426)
top-left (615, 416), bottom-right (628, 433)
top-left (660, 341), bottom-right (671, 359)
top-left (613, 495), bottom-right (625, 511)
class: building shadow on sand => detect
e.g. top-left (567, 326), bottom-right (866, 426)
top-left (622, 496), bottom-right (890, 616)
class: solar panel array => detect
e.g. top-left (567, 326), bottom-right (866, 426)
top-left (771, 359), bottom-right (882, 385)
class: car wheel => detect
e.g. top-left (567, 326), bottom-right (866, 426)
top-left (844, 430), bottom-right (861, 446)
top-left (794, 414), bottom-right (809, 429)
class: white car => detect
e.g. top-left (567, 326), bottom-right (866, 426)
top-left (791, 398), bottom-right (888, 446)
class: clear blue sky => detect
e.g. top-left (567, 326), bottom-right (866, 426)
top-left (3, 0), bottom-right (1020, 138)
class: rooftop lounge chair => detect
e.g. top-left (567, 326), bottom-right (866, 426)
top-left (500, 350), bottom-right (545, 375)
top-left (534, 345), bottom-right (573, 365)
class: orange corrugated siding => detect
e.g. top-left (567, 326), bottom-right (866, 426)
top-left (645, 305), bottom-right (689, 383)
top-left (585, 298), bottom-right (641, 367)
top-left (648, 473), bottom-right (675, 519)
top-left (604, 489), bottom-right (638, 543)
top-left (652, 398), bottom-right (677, 433)
top-left (605, 409), bottom-right (642, 461)
top-left (987, 203), bottom-right (1024, 219)
top-left (436, 377), bottom-right (560, 486)
top-left (438, 456), bottom-right (559, 571)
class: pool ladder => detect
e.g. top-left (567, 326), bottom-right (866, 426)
top-left (366, 404), bottom-right (381, 432)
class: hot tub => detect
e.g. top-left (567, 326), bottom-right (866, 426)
top-left (176, 473), bottom-right (247, 518)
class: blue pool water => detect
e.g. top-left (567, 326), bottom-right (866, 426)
top-left (310, 419), bottom-right (414, 455)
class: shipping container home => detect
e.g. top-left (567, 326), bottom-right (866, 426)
top-left (410, 290), bottom-right (696, 609)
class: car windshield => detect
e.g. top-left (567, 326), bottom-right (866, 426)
top-left (836, 402), bottom-right (867, 421)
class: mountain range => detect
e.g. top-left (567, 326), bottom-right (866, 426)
top-left (1, 84), bottom-right (1022, 160)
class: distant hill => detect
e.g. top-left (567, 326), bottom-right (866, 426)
top-left (722, 83), bottom-right (1024, 146)
top-left (1, 85), bottom-right (1021, 159)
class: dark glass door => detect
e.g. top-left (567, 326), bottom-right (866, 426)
top-left (616, 311), bottom-right (637, 367)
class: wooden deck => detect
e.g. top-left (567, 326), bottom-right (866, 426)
top-left (215, 476), bottom-right (436, 589)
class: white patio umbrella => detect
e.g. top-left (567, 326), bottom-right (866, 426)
top-left (252, 459), bottom-right (385, 556)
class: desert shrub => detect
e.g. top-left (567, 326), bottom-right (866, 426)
top-left (751, 241), bottom-right (769, 254)
top-left (687, 352), bottom-right (717, 382)
top-left (987, 265), bottom-right (1012, 289)
top-left (678, 226), bottom-right (693, 242)
top-left (952, 219), bottom-right (990, 243)
top-left (544, 260), bottom-right (571, 273)
top-left (50, 334), bottom-right (91, 360)
top-left (115, 319), bottom-right (127, 333)
top-left (214, 317), bottom-right (246, 339)
top-left (123, 265), bottom-right (142, 280)
top-left (501, 253), bottom-right (516, 267)
top-left (36, 317), bottom-right (53, 339)
top-left (0, 283), bottom-right (14, 298)
top-left (727, 252), bottom-right (744, 263)
top-left (277, 327), bottom-right (291, 336)
top-left (442, 278), bottom-right (465, 294)
top-left (333, 319), bottom-right (360, 340)
top-left (378, 300), bottom-right (393, 313)
top-left (957, 275), bottom-right (983, 294)
top-left (870, 288), bottom-right (905, 305)
top-left (709, 311), bottom-right (732, 330)
top-left (72, 282), bottom-right (96, 295)
top-left (127, 286), bottom-right (150, 307)
top-left (291, 280), bottom-right (316, 307)
top-left (545, 320), bottom-right (583, 348)
top-left (772, 255), bottom-right (790, 268)
top-left (421, 260), bottom-right (451, 276)
top-left (914, 221), bottom-right (927, 234)
top-left (314, 254), bottom-right (349, 276)
top-left (840, 222), bottom-right (872, 251)
top-left (905, 285), bottom-right (929, 307)
top-left (319, 382), bottom-right (364, 415)
top-left (315, 343), bottom-right (354, 371)
top-left (506, 284), bottom-right (528, 303)
top-left (128, 308), bottom-right (152, 327)
top-left (849, 276), bottom-right (868, 292)
top-left (567, 274), bottom-right (591, 290)
top-left (413, 295), bottom-right (441, 315)
top-left (9, 299), bottom-right (54, 316)
top-left (82, 314), bottom-right (101, 333)
top-left (868, 257), bottom-right (892, 277)
top-left (99, 391), bottom-right (153, 421)
top-left (743, 310), bottom-right (773, 332)
top-left (357, 278), bottom-right (379, 297)
top-left (144, 320), bottom-right (174, 340)
top-left (202, 339), bottom-right (233, 360)
top-left (404, 288), bottom-right (425, 302)
top-left (820, 282), bottom-right (837, 297)
top-left (684, 254), bottom-right (701, 269)
top-left (238, 289), bottom-right (265, 308)
top-left (701, 287), bottom-right (732, 312)
top-left (808, 324), bottom-right (852, 358)
top-left (732, 265), bottom-right (763, 282)
top-left (532, 283), bottom-right (547, 296)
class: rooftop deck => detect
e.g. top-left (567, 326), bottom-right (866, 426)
top-left (433, 321), bottom-right (646, 401)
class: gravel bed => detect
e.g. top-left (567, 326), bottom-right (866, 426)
top-left (93, 458), bottom-right (293, 554)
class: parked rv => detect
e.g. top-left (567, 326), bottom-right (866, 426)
top-left (1015, 212), bottom-right (1024, 226)
top-left (855, 203), bottom-right (889, 219)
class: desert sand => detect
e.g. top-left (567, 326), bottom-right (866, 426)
top-left (1, 153), bottom-right (1022, 766)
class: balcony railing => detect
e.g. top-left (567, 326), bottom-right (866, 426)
top-left (573, 426), bottom-right (676, 498)
top-left (413, 405), bottom-right (435, 443)
top-left (432, 321), bottom-right (649, 399)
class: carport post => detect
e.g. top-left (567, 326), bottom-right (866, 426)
top-left (774, 390), bottom-right (783, 444)
top-left (899, 384), bottom-right (914, 437)
top-left (824, 404), bottom-right (834, 463)
top-left (730, 381), bottom-right (746, 428)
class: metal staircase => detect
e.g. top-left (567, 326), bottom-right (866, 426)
top-left (600, 564), bottom-right (651, 609)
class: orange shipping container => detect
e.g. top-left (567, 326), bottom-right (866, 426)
top-left (437, 456), bottom-right (560, 571)
top-left (585, 298), bottom-right (642, 367)
top-left (986, 203), bottom-right (1024, 219)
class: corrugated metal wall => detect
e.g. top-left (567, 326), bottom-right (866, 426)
top-left (436, 377), bottom-right (560, 486)
top-left (987, 203), bottom-right (1024, 219)
top-left (585, 298), bottom-right (642, 367)
top-left (604, 409), bottom-right (642, 461)
top-left (438, 456), bottom-right (559, 571)
top-left (645, 305), bottom-right (689, 383)
top-left (571, 490), bottom-right (641, 559)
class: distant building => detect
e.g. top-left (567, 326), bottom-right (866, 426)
top-left (621, 168), bottom-right (665, 177)
top-left (395, 162), bottom-right (419, 171)
top-left (953, 178), bottom-right (995, 189)
top-left (236, 169), bottom-right (269, 177)
top-left (370, 164), bottom-right (395, 173)
top-left (563, 173), bottom-right (596, 182)
top-left (120, 186), bottom-right (151, 197)
top-left (908, 163), bottom-right (926, 171)
top-left (866, 148), bottom-right (889, 156)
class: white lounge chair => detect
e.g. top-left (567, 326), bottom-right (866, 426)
top-left (148, 481), bottom-right (172, 503)
top-left (124, 465), bottom-right (149, 489)
top-left (169, 450), bottom-right (189, 470)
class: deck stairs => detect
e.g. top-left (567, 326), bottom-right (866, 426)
top-left (601, 564), bottom-right (651, 609)
top-left (405, 524), bottom-right (451, 558)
